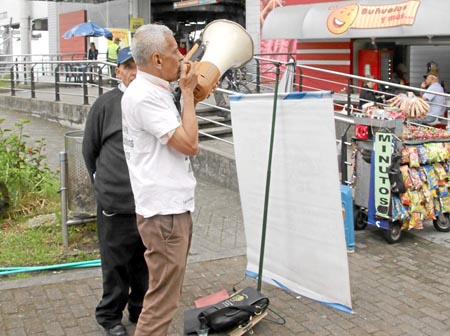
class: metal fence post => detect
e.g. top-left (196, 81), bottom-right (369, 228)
top-left (30, 64), bottom-right (36, 98)
top-left (23, 57), bottom-right (27, 85)
top-left (10, 65), bottom-right (15, 96)
top-left (98, 65), bottom-right (104, 96)
top-left (14, 58), bottom-right (19, 81)
top-left (346, 78), bottom-right (352, 115)
top-left (59, 152), bottom-right (69, 248)
top-left (256, 59), bottom-right (261, 93)
top-left (55, 64), bottom-right (61, 102)
top-left (82, 67), bottom-right (89, 105)
top-left (299, 69), bottom-right (303, 92)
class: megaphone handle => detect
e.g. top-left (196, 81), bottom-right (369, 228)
top-left (184, 43), bottom-right (199, 62)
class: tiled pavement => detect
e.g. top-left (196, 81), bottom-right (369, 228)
top-left (2, 107), bottom-right (450, 335)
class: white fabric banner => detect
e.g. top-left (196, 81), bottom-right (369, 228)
top-left (230, 91), bottom-right (352, 311)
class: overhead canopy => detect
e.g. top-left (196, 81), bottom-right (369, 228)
top-left (262, 0), bottom-right (450, 40)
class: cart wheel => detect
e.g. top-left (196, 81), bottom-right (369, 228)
top-left (353, 206), bottom-right (367, 231)
top-left (384, 223), bottom-right (402, 244)
top-left (433, 213), bottom-right (450, 232)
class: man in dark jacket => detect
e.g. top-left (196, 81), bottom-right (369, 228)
top-left (82, 47), bottom-right (148, 336)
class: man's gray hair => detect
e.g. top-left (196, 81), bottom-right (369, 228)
top-left (131, 24), bottom-right (174, 67)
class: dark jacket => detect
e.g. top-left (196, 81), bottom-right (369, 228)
top-left (88, 48), bottom-right (98, 60)
top-left (82, 87), bottom-right (135, 213)
top-left (358, 85), bottom-right (382, 110)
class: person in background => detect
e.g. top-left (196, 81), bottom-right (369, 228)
top-left (121, 24), bottom-right (198, 336)
top-left (411, 69), bottom-right (446, 125)
top-left (88, 42), bottom-right (99, 83)
top-left (107, 37), bottom-right (121, 86)
top-left (387, 63), bottom-right (409, 95)
top-left (358, 75), bottom-right (384, 111)
top-left (88, 42), bottom-right (98, 60)
top-left (178, 42), bottom-right (187, 55)
top-left (82, 47), bottom-right (148, 336)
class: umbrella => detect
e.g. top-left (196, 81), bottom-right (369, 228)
top-left (63, 21), bottom-right (113, 39)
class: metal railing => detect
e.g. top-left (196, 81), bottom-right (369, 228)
top-left (2, 55), bottom-right (450, 184)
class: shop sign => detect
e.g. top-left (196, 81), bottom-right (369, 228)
top-left (374, 132), bottom-right (393, 219)
top-left (327, 0), bottom-right (421, 35)
top-left (173, 0), bottom-right (219, 9)
top-left (130, 18), bottom-right (144, 33)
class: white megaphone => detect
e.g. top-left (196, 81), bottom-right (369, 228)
top-left (186, 19), bottom-right (254, 103)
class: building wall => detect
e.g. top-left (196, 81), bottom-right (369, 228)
top-left (48, 0), bottom-right (131, 55)
top-left (59, 10), bottom-right (87, 59)
top-left (410, 45), bottom-right (450, 90)
top-left (246, 0), bottom-right (260, 54)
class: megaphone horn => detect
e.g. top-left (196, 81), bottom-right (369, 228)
top-left (189, 20), bottom-right (254, 103)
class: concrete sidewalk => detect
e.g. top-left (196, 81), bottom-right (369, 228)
top-left (2, 108), bottom-right (450, 335)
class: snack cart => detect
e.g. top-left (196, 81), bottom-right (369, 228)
top-left (352, 112), bottom-right (450, 244)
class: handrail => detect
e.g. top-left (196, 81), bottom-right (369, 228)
top-left (2, 54), bottom-right (450, 174)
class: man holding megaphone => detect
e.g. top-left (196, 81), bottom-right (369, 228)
top-left (121, 24), bottom-right (200, 336)
top-left (122, 20), bottom-right (253, 335)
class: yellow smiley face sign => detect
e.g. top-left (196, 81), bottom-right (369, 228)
top-left (327, 3), bottom-right (360, 35)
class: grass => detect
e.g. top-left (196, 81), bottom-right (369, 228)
top-left (0, 73), bottom-right (11, 88)
top-left (0, 184), bottom-right (100, 280)
top-left (0, 220), bottom-right (99, 267)
top-left (0, 118), bottom-right (100, 279)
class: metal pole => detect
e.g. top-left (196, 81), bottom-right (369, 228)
top-left (340, 125), bottom-right (351, 184)
top-left (299, 69), bottom-right (303, 92)
top-left (30, 64), bottom-right (35, 98)
top-left (59, 152), bottom-right (69, 248)
top-left (346, 78), bottom-right (352, 115)
top-left (256, 59), bottom-right (261, 93)
top-left (10, 65), bottom-right (15, 96)
top-left (98, 65), bottom-right (104, 96)
top-left (257, 63), bottom-right (281, 292)
top-left (55, 64), bottom-right (60, 102)
top-left (82, 67), bottom-right (88, 105)
top-left (23, 57), bottom-right (27, 85)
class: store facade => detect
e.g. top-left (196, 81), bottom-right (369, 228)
top-left (257, 0), bottom-right (450, 92)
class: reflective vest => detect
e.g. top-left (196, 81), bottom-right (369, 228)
top-left (107, 43), bottom-right (120, 63)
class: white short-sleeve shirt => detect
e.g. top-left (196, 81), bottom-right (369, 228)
top-left (121, 70), bottom-right (196, 217)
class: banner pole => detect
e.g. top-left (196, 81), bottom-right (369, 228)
top-left (257, 63), bottom-right (281, 291)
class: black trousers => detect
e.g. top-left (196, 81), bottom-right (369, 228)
top-left (95, 207), bottom-right (148, 329)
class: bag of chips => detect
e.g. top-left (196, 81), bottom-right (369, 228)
top-left (424, 143), bottom-right (440, 163)
top-left (401, 147), bottom-right (410, 164)
top-left (436, 143), bottom-right (449, 161)
top-left (411, 212), bottom-right (424, 230)
top-left (400, 165), bottom-right (413, 189)
top-left (434, 197), bottom-right (442, 216)
top-left (423, 165), bottom-right (439, 190)
top-left (409, 168), bottom-right (423, 190)
top-left (416, 145), bottom-right (428, 165)
top-left (392, 195), bottom-right (409, 221)
top-left (441, 195), bottom-right (450, 213)
top-left (408, 146), bottom-right (420, 168)
top-left (433, 162), bottom-right (447, 181)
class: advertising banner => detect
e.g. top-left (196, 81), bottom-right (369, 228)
top-left (373, 132), bottom-right (393, 218)
top-left (230, 91), bottom-right (352, 311)
top-left (108, 28), bottom-right (130, 47)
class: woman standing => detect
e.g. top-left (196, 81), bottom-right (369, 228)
top-left (88, 42), bottom-right (99, 82)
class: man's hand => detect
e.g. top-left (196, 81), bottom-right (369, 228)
top-left (179, 61), bottom-right (198, 96)
top-left (168, 60), bottom-right (199, 156)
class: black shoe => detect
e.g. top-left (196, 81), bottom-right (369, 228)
top-left (105, 324), bottom-right (128, 336)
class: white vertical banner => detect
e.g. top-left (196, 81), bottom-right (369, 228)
top-left (230, 91), bottom-right (352, 311)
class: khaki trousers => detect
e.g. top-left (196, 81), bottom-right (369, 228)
top-left (134, 212), bottom-right (193, 336)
